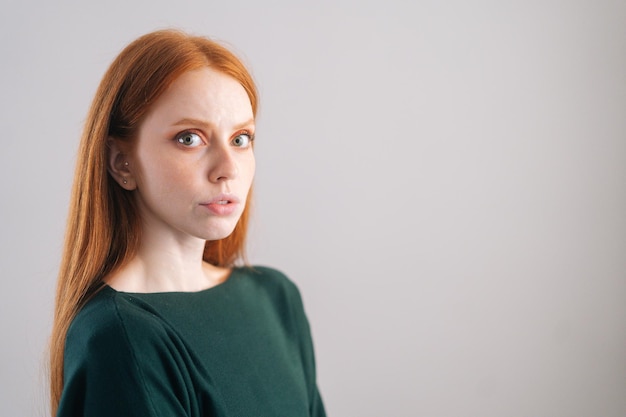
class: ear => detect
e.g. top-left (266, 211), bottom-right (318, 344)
top-left (107, 138), bottom-right (136, 190)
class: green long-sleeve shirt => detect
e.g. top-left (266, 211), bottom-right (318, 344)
top-left (57, 266), bottom-right (326, 417)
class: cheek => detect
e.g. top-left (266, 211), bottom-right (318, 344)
top-left (135, 153), bottom-right (184, 194)
top-left (247, 154), bottom-right (256, 179)
top-left (244, 155), bottom-right (256, 184)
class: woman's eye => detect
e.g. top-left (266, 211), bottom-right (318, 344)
top-left (232, 133), bottom-right (252, 148)
top-left (177, 132), bottom-right (203, 147)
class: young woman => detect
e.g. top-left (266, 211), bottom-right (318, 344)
top-left (50, 30), bottom-right (326, 417)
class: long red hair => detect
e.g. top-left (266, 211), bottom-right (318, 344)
top-left (49, 29), bottom-right (258, 415)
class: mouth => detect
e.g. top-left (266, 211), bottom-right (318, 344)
top-left (201, 194), bottom-right (241, 215)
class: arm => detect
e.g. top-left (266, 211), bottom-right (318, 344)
top-left (56, 294), bottom-right (191, 417)
top-left (287, 279), bottom-right (327, 417)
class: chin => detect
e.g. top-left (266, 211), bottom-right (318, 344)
top-left (200, 223), bottom-right (239, 242)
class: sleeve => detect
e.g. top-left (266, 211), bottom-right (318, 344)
top-left (56, 296), bottom-right (192, 417)
top-left (310, 388), bottom-right (326, 417)
top-left (286, 278), bottom-right (327, 417)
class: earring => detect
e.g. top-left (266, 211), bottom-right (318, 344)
top-left (124, 162), bottom-right (129, 166)
top-left (123, 178), bottom-right (128, 184)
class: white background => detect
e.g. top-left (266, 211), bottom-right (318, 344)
top-left (1, 1), bottom-right (625, 416)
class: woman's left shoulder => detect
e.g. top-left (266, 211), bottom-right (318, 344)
top-left (240, 265), bottom-right (296, 286)
top-left (238, 265), bottom-right (304, 302)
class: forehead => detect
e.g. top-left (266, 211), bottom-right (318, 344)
top-left (142, 67), bottom-right (253, 127)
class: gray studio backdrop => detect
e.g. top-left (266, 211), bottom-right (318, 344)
top-left (1, 1), bottom-right (625, 416)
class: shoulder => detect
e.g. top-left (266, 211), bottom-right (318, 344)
top-left (237, 265), bottom-right (304, 304)
top-left (68, 287), bottom-right (160, 340)
top-left (59, 289), bottom-right (195, 416)
top-left (64, 287), bottom-right (169, 371)
top-left (65, 288), bottom-right (124, 353)
top-left (234, 266), bottom-right (312, 332)
top-left (240, 265), bottom-right (299, 291)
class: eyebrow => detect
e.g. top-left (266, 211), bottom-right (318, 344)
top-left (172, 117), bottom-right (255, 131)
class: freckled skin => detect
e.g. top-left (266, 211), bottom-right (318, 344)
top-left (131, 67), bottom-right (255, 243)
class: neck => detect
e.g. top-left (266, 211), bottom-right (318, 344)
top-left (105, 220), bottom-right (230, 293)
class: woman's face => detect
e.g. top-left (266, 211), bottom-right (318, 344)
top-left (129, 67), bottom-right (255, 243)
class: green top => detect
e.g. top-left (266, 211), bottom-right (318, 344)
top-left (57, 266), bottom-right (326, 417)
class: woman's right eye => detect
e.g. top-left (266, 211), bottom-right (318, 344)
top-left (176, 132), bottom-right (203, 147)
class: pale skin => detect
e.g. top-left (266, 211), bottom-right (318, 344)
top-left (106, 67), bottom-right (256, 293)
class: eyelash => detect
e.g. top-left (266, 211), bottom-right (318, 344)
top-left (232, 131), bottom-right (255, 148)
top-left (176, 131), bottom-right (204, 147)
top-left (174, 130), bottom-right (255, 148)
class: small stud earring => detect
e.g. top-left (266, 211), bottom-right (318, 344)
top-left (124, 162), bottom-right (129, 166)
top-left (123, 178), bottom-right (128, 184)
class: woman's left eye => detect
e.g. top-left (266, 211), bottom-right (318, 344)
top-left (232, 133), bottom-right (253, 148)
top-left (176, 132), bottom-right (203, 147)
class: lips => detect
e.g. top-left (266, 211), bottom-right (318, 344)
top-left (201, 194), bottom-right (240, 215)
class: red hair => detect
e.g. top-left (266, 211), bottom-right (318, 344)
top-left (49, 29), bottom-right (258, 415)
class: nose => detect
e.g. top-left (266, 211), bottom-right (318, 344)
top-left (208, 144), bottom-right (238, 183)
